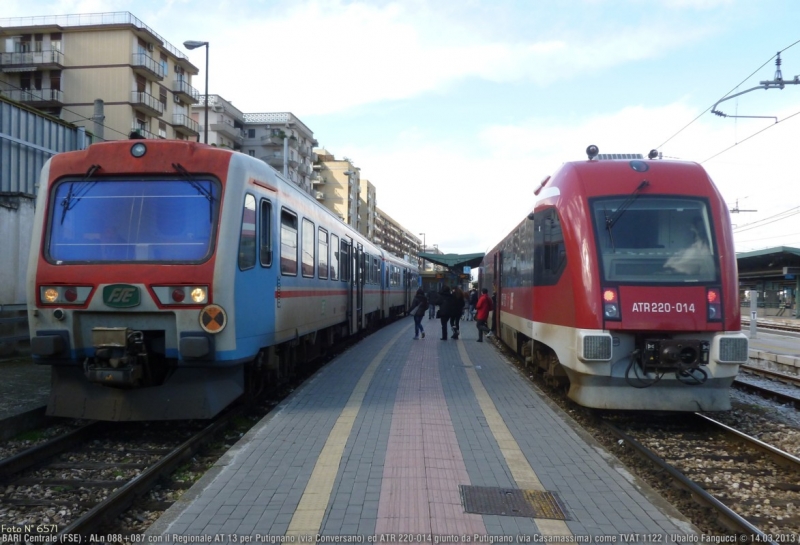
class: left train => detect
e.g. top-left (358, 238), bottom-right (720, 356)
top-left (26, 139), bottom-right (418, 421)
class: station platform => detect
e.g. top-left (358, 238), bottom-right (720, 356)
top-left (145, 316), bottom-right (696, 542)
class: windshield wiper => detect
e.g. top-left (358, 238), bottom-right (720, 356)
top-left (60, 164), bottom-right (100, 224)
top-left (604, 180), bottom-right (649, 253)
top-left (172, 163), bottom-right (216, 222)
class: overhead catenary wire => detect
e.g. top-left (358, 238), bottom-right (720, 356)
top-left (656, 38), bottom-right (800, 151)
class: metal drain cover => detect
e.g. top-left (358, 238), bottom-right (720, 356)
top-left (460, 485), bottom-right (569, 520)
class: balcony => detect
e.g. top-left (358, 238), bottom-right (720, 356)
top-left (4, 88), bottom-right (64, 107)
top-left (131, 52), bottom-right (166, 81)
top-left (130, 124), bottom-right (159, 140)
top-left (131, 91), bottom-right (164, 116)
top-left (260, 134), bottom-right (284, 146)
top-left (173, 113), bottom-right (199, 136)
top-left (311, 173), bottom-right (323, 184)
top-left (260, 152), bottom-right (299, 170)
top-left (0, 50), bottom-right (64, 70)
top-left (172, 80), bottom-right (200, 104)
top-left (210, 123), bottom-right (245, 146)
top-left (314, 191), bottom-right (325, 200)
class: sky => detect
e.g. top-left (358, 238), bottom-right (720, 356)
top-left (5, 0), bottom-right (800, 256)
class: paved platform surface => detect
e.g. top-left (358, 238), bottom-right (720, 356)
top-left (146, 317), bottom-right (697, 543)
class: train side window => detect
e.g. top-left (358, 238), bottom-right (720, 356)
top-left (364, 252), bottom-right (370, 285)
top-left (330, 234), bottom-right (339, 281)
top-left (318, 228), bottom-right (329, 279)
top-left (340, 239), bottom-right (351, 282)
top-left (533, 207), bottom-right (566, 286)
top-left (339, 240), bottom-right (352, 282)
top-left (280, 208), bottom-right (298, 276)
top-left (301, 218), bottom-right (315, 278)
top-left (259, 199), bottom-right (272, 267)
top-left (238, 194), bottom-right (256, 271)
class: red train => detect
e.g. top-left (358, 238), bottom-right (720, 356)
top-left (480, 146), bottom-right (749, 411)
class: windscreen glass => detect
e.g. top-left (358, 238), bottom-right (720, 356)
top-left (48, 179), bottom-right (219, 263)
top-left (591, 197), bottom-right (718, 283)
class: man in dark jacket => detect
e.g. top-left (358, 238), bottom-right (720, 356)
top-left (426, 289), bottom-right (441, 320)
top-left (438, 286), bottom-right (456, 340)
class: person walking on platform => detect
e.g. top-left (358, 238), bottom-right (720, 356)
top-left (427, 288), bottom-right (440, 320)
top-left (475, 288), bottom-right (493, 342)
top-left (450, 286), bottom-right (466, 339)
top-left (409, 288), bottom-right (428, 339)
top-left (468, 289), bottom-right (478, 321)
top-left (438, 286), bottom-right (456, 340)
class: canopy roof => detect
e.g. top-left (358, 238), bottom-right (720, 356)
top-left (419, 252), bottom-right (485, 270)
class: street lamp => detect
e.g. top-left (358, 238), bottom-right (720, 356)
top-left (183, 40), bottom-right (209, 144)
top-left (418, 232), bottom-right (426, 270)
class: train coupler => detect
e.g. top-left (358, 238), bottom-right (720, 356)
top-left (85, 327), bottom-right (147, 387)
top-left (641, 338), bottom-right (710, 371)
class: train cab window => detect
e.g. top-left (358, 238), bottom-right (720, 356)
top-left (318, 228), bottom-right (329, 279)
top-left (48, 178), bottom-right (219, 263)
top-left (238, 194), bottom-right (257, 270)
top-left (259, 200), bottom-right (272, 267)
top-left (591, 196), bottom-right (718, 283)
top-left (301, 218), bottom-right (315, 278)
top-left (340, 240), bottom-right (351, 282)
top-left (280, 209), bottom-right (298, 276)
top-left (330, 234), bottom-right (339, 281)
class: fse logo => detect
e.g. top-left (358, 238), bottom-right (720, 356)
top-left (103, 284), bottom-right (141, 308)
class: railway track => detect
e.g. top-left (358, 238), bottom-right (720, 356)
top-left (735, 364), bottom-right (800, 408)
top-left (0, 409), bottom-right (245, 541)
top-left (601, 412), bottom-right (800, 540)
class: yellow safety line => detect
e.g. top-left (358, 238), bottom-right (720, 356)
top-left (286, 324), bottom-right (410, 537)
top-left (457, 342), bottom-right (573, 537)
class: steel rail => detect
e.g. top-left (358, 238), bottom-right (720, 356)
top-left (601, 418), bottom-right (769, 540)
top-left (54, 407), bottom-right (243, 539)
top-left (0, 420), bottom-right (101, 481)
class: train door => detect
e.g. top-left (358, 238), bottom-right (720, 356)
top-left (341, 236), bottom-right (354, 335)
top-left (355, 243), bottom-right (364, 331)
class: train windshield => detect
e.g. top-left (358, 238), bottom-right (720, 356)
top-left (48, 178), bottom-right (219, 263)
top-left (591, 196), bottom-right (718, 283)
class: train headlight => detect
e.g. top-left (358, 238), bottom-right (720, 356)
top-left (706, 288), bottom-right (722, 322)
top-left (191, 287), bottom-right (207, 303)
top-left (40, 285), bottom-right (92, 305)
top-left (43, 288), bottom-right (59, 303)
top-left (602, 288), bottom-right (621, 320)
top-left (130, 142), bottom-right (147, 158)
top-left (152, 285), bottom-right (209, 306)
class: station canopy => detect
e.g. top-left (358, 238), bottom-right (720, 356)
top-left (419, 252), bottom-right (485, 271)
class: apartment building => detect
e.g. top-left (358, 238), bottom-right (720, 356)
top-left (312, 149), bottom-right (362, 229)
top-left (196, 94), bottom-right (246, 150)
top-left (0, 12), bottom-right (201, 141)
top-left (375, 207), bottom-right (421, 262)
top-left (358, 179), bottom-right (377, 241)
top-left (241, 112), bottom-right (317, 194)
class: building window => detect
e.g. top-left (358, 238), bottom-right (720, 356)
top-left (158, 121), bottom-right (167, 139)
top-left (248, 150), bottom-right (255, 157)
top-left (50, 33), bottom-right (62, 52)
top-left (248, 129), bottom-right (255, 138)
top-left (159, 86), bottom-right (167, 106)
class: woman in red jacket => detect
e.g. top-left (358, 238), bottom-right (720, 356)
top-left (474, 288), bottom-right (493, 342)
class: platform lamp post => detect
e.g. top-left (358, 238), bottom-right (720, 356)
top-left (419, 232), bottom-right (426, 271)
top-left (183, 40), bottom-right (209, 144)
